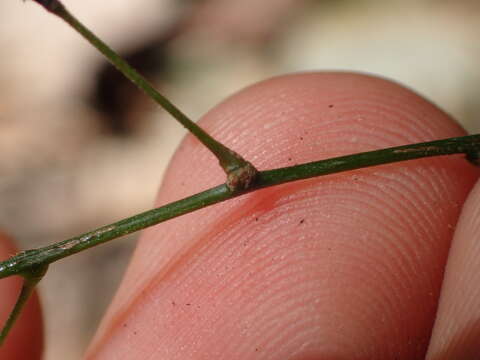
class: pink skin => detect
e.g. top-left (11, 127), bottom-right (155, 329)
top-left (1, 73), bottom-right (479, 359)
top-left (426, 180), bottom-right (480, 359)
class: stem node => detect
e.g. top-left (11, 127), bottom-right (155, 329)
top-left (226, 160), bottom-right (258, 193)
top-left (33, 0), bottom-right (63, 13)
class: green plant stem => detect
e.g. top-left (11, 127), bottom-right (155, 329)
top-left (31, 0), bottom-right (257, 190)
top-left (0, 133), bottom-right (478, 280)
top-left (0, 264), bottom-right (48, 345)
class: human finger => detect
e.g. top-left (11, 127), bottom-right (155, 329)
top-left (88, 72), bottom-right (478, 359)
top-left (426, 178), bottom-right (480, 359)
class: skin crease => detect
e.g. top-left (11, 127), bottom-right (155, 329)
top-left (0, 73), bottom-right (479, 359)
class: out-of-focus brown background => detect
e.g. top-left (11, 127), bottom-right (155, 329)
top-left (0, 0), bottom-right (479, 358)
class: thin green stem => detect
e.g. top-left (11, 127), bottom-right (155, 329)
top-left (257, 134), bottom-right (480, 187)
top-left (31, 0), bottom-right (257, 190)
top-left (0, 134), bottom-right (478, 280)
top-left (0, 184), bottom-right (230, 279)
top-left (0, 264), bottom-right (48, 345)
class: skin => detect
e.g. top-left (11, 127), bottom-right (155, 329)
top-left (1, 73), bottom-right (479, 359)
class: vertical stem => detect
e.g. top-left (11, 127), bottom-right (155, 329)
top-left (0, 265), bottom-right (48, 345)
top-left (32, 0), bottom-right (257, 191)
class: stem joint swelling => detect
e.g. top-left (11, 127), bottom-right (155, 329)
top-left (33, 0), bottom-right (63, 12)
top-left (225, 159), bottom-right (258, 193)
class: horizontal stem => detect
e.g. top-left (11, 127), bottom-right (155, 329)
top-left (257, 133), bottom-right (480, 187)
top-left (0, 133), bottom-right (478, 279)
top-left (0, 184), bottom-right (229, 278)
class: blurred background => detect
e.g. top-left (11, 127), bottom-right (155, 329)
top-left (0, 0), bottom-right (479, 358)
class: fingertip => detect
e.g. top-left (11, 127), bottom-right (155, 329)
top-left (426, 179), bottom-right (480, 359)
top-left (89, 72), bottom-right (478, 359)
top-left (0, 233), bottom-right (44, 360)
